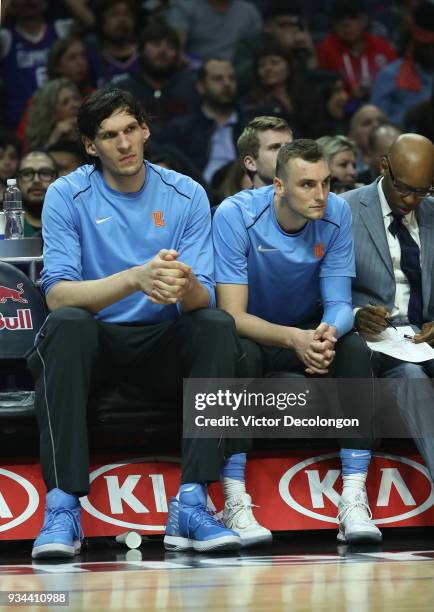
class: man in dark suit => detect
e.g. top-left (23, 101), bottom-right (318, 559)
top-left (343, 133), bottom-right (434, 480)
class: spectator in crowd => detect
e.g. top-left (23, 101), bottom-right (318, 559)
top-left (29, 87), bottom-right (268, 559)
top-left (348, 103), bottom-right (387, 173)
top-left (357, 123), bottom-right (402, 185)
top-left (211, 159), bottom-right (252, 200)
top-left (166, 0), bottom-right (262, 63)
top-left (45, 141), bottom-right (87, 176)
top-left (317, 135), bottom-right (358, 190)
top-left (86, 0), bottom-right (139, 87)
top-left (0, 131), bottom-right (22, 184)
top-left (0, 0), bottom-right (71, 128)
top-left (317, 0), bottom-right (397, 102)
top-left (302, 75), bottom-right (351, 140)
top-left (244, 44), bottom-right (304, 135)
top-left (119, 23), bottom-right (198, 141)
top-left (162, 58), bottom-right (247, 184)
top-left (234, 1), bottom-right (317, 95)
top-left (237, 116), bottom-right (293, 189)
top-left (404, 82), bottom-right (434, 142)
top-left (371, 1), bottom-right (434, 125)
top-left (47, 35), bottom-right (94, 97)
top-left (24, 78), bottom-right (81, 151)
top-left (146, 143), bottom-right (213, 201)
top-left (16, 150), bottom-right (58, 236)
top-left (213, 139), bottom-right (380, 544)
top-left (343, 133), bottom-right (434, 483)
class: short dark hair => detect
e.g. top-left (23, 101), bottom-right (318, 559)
top-left (197, 58), bottom-right (233, 81)
top-left (263, 0), bottom-right (303, 21)
top-left (46, 140), bottom-right (87, 164)
top-left (77, 88), bottom-right (148, 140)
top-left (18, 150), bottom-right (58, 172)
top-left (332, 0), bottom-right (364, 21)
top-left (77, 88), bottom-right (148, 168)
top-left (139, 23), bottom-right (180, 53)
top-left (276, 139), bottom-right (324, 178)
top-left (237, 116), bottom-right (291, 159)
top-left (93, 0), bottom-right (137, 38)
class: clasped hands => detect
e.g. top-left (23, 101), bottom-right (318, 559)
top-left (292, 322), bottom-right (337, 375)
top-left (134, 249), bottom-right (194, 305)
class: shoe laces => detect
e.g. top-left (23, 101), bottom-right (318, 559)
top-left (41, 507), bottom-right (82, 541)
top-left (338, 493), bottom-right (373, 525)
top-left (225, 495), bottom-right (259, 525)
top-left (186, 504), bottom-right (224, 536)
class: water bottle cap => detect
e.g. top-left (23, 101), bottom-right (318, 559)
top-left (6, 178), bottom-right (16, 186)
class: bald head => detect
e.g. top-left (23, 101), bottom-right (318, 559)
top-left (381, 133), bottom-right (434, 216)
top-left (389, 134), bottom-right (434, 182)
top-left (349, 104), bottom-right (387, 151)
top-left (370, 124), bottom-right (401, 155)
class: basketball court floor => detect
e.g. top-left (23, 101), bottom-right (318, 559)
top-left (0, 529), bottom-right (433, 611)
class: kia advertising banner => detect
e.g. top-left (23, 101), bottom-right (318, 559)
top-left (0, 450), bottom-right (433, 540)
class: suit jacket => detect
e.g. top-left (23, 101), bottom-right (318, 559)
top-left (342, 180), bottom-right (434, 322)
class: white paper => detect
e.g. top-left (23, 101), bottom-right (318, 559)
top-left (364, 325), bottom-right (434, 362)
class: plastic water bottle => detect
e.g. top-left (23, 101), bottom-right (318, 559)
top-left (4, 178), bottom-right (24, 239)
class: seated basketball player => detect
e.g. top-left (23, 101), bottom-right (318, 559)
top-left (213, 140), bottom-right (381, 543)
top-left (29, 88), bottom-right (270, 559)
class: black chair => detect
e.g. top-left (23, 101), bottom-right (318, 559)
top-left (0, 261), bottom-right (181, 456)
top-left (0, 261), bottom-right (47, 361)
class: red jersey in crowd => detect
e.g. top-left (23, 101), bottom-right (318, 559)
top-left (317, 32), bottom-right (397, 95)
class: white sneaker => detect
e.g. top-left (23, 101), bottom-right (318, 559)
top-left (337, 489), bottom-right (382, 543)
top-left (223, 493), bottom-right (272, 547)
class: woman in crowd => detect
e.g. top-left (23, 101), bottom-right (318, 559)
top-left (24, 79), bottom-right (81, 151)
top-left (317, 134), bottom-right (358, 192)
top-left (47, 35), bottom-right (94, 97)
top-left (212, 159), bottom-right (252, 201)
top-left (302, 74), bottom-right (351, 139)
top-left (244, 44), bottom-right (304, 135)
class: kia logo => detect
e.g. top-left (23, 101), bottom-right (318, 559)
top-left (0, 468), bottom-right (39, 532)
top-left (80, 457), bottom-right (180, 531)
top-left (279, 452), bottom-right (434, 525)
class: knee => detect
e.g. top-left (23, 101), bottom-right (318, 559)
top-left (189, 308), bottom-right (236, 332)
top-left (396, 362), bottom-right (427, 379)
top-left (47, 307), bottom-right (97, 338)
top-left (338, 331), bottom-right (371, 359)
top-left (49, 307), bottom-right (94, 324)
top-left (338, 331), bottom-right (366, 350)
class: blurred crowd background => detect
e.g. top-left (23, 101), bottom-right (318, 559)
top-left (0, 0), bottom-right (433, 232)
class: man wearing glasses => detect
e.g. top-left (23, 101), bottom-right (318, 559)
top-left (342, 133), bottom-right (434, 482)
top-left (16, 152), bottom-right (58, 237)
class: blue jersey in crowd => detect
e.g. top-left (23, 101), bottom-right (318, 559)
top-left (41, 162), bottom-right (215, 323)
top-left (213, 185), bottom-right (355, 335)
top-left (0, 24), bottom-right (59, 126)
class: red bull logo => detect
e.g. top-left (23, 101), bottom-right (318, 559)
top-left (0, 283), bottom-right (28, 304)
top-left (0, 309), bottom-right (33, 331)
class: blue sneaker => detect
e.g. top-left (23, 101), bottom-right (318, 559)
top-left (164, 485), bottom-right (241, 552)
top-left (32, 489), bottom-right (83, 559)
top-left (164, 496), bottom-right (191, 552)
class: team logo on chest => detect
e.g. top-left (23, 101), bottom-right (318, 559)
top-left (153, 211), bottom-right (165, 227)
top-left (313, 243), bottom-right (325, 258)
